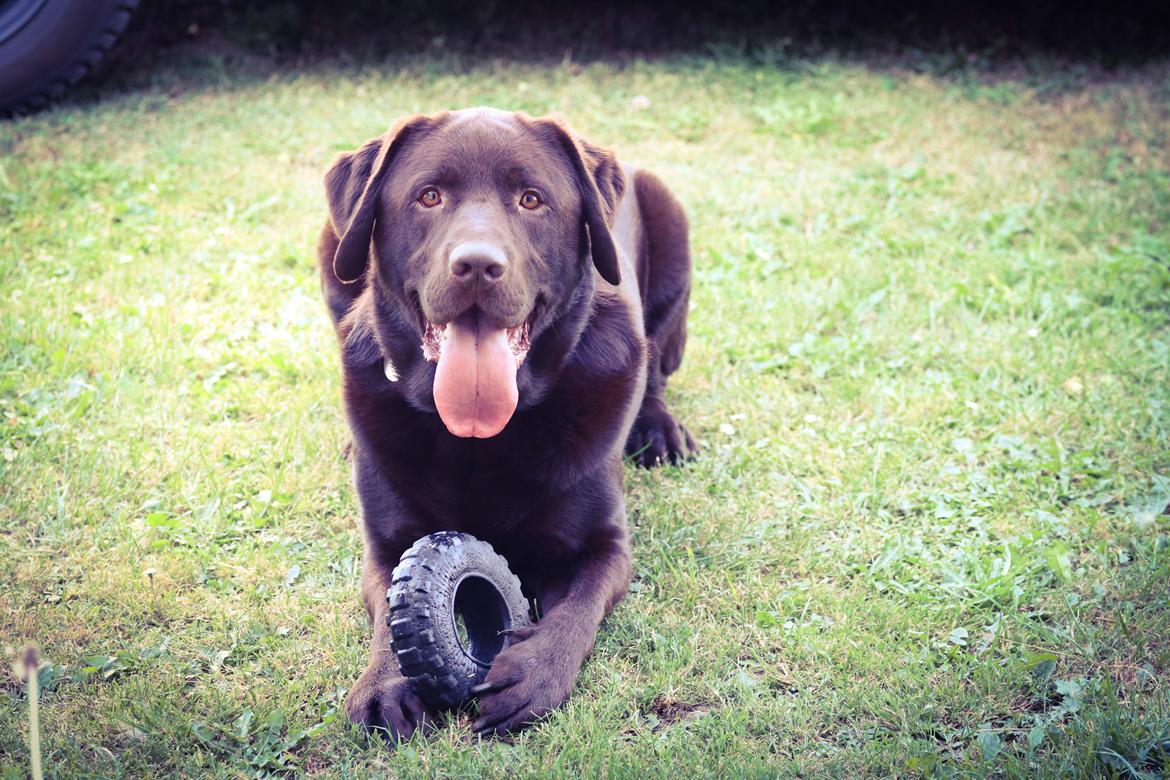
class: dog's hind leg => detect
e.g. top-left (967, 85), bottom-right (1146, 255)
top-left (624, 170), bottom-right (697, 468)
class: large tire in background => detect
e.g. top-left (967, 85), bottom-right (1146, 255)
top-left (387, 532), bottom-right (532, 711)
top-left (0, 0), bottom-right (140, 116)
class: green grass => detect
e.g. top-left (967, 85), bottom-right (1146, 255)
top-left (1, 43), bottom-right (1169, 778)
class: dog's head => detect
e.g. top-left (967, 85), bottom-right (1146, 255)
top-left (325, 108), bottom-right (626, 439)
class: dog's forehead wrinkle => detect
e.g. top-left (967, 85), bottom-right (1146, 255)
top-left (422, 117), bottom-right (570, 184)
top-left (434, 113), bottom-right (523, 150)
top-left (448, 105), bottom-right (518, 129)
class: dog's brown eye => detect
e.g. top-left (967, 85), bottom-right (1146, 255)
top-left (419, 188), bottom-right (441, 207)
top-left (519, 191), bottom-right (541, 210)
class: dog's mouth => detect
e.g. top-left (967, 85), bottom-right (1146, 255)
top-left (420, 308), bottom-right (533, 439)
top-left (421, 317), bottom-right (531, 367)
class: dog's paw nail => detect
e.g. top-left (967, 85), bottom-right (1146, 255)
top-left (470, 681), bottom-right (507, 696)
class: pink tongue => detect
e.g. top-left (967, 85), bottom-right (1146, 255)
top-left (433, 312), bottom-right (518, 438)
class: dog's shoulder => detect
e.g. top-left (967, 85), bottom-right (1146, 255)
top-left (541, 290), bottom-right (648, 458)
top-left (570, 290), bottom-right (647, 380)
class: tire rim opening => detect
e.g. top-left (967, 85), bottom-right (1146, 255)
top-left (451, 574), bottom-right (511, 668)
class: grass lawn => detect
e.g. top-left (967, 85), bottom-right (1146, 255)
top-left (1, 40), bottom-right (1169, 778)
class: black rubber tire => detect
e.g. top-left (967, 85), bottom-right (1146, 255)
top-left (0, 0), bottom-right (140, 116)
top-left (387, 532), bottom-right (531, 711)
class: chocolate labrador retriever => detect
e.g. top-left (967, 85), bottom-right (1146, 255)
top-left (318, 108), bottom-right (694, 739)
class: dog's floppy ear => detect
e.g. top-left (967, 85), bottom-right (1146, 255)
top-left (324, 114), bottom-right (436, 284)
top-left (533, 116), bottom-right (626, 286)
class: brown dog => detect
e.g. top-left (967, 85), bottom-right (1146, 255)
top-left (318, 108), bottom-right (694, 739)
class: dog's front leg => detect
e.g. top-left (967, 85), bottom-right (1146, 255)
top-left (344, 545), bottom-right (435, 740)
top-left (473, 521), bottom-right (632, 736)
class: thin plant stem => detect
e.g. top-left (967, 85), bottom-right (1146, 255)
top-left (22, 647), bottom-right (42, 780)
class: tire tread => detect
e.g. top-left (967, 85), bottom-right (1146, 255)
top-left (386, 532), bottom-right (529, 711)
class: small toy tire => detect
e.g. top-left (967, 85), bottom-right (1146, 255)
top-left (387, 532), bottom-right (531, 711)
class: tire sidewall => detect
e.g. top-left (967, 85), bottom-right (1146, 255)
top-left (0, 0), bottom-right (132, 112)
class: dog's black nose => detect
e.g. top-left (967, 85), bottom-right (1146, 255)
top-left (449, 241), bottom-right (507, 283)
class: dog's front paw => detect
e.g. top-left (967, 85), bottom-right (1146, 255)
top-left (472, 629), bottom-right (579, 737)
top-left (345, 666), bottom-right (433, 742)
top-left (625, 401), bottom-right (696, 468)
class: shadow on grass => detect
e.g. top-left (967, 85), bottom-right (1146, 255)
top-left (41, 0), bottom-right (1160, 115)
top-left (123, 0), bottom-right (1170, 62)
